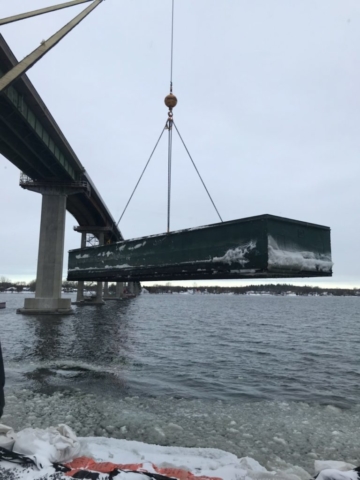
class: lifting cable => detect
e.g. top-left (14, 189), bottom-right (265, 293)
top-left (166, 0), bottom-right (175, 233)
top-left (116, 125), bottom-right (166, 227)
top-left (117, 0), bottom-right (223, 230)
top-left (173, 122), bottom-right (223, 223)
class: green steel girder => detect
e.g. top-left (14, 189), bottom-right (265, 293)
top-left (0, 119), bottom-right (55, 178)
top-left (0, 116), bottom-right (61, 179)
top-left (0, 137), bottom-right (39, 179)
top-left (66, 193), bottom-right (113, 230)
top-left (68, 215), bottom-right (333, 283)
top-left (0, 96), bottom-right (71, 179)
top-left (0, 68), bottom-right (77, 180)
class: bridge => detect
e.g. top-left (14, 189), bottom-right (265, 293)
top-left (0, 32), bottom-right (134, 314)
top-left (0, 3), bottom-right (332, 314)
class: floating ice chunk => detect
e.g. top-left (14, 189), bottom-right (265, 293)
top-left (168, 423), bottom-right (183, 431)
top-left (315, 462), bottom-right (357, 473)
top-left (239, 456), bottom-right (268, 473)
top-left (315, 468), bottom-right (359, 480)
top-left (325, 406), bottom-right (341, 414)
top-left (273, 437), bottom-right (288, 446)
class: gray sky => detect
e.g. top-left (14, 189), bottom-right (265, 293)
top-left (1, 0), bottom-right (360, 288)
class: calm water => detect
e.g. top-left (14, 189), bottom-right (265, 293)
top-left (1, 292), bottom-right (360, 472)
top-left (1, 292), bottom-right (359, 406)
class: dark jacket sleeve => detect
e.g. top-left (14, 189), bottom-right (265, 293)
top-left (0, 341), bottom-right (5, 416)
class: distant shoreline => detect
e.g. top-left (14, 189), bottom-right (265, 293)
top-left (144, 284), bottom-right (360, 297)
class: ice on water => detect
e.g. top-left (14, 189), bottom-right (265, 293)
top-left (2, 390), bottom-right (360, 477)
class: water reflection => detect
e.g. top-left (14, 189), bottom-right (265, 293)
top-left (1, 295), bottom-right (134, 396)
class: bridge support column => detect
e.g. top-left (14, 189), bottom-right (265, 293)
top-left (128, 282), bottom-right (134, 295)
top-left (73, 228), bottom-right (115, 306)
top-left (94, 232), bottom-right (105, 305)
top-left (17, 178), bottom-right (88, 315)
top-left (103, 281), bottom-right (123, 300)
top-left (18, 193), bottom-right (70, 314)
top-left (116, 282), bottom-right (124, 298)
top-left (134, 281), bottom-right (142, 296)
top-left (76, 232), bottom-right (86, 303)
top-left (128, 281), bottom-right (141, 297)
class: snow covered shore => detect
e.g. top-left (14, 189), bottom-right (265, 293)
top-left (1, 432), bottom-right (359, 480)
top-left (2, 389), bottom-right (360, 474)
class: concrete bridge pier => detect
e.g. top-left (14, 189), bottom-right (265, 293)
top-left (134, 282), bottom-right (142, 296)
top-left (104, 282), bottom-right (124, 300)
top-left (128, 281), bottom-right (141, 296)
top-left (75, 232), bottom-right (86, 303)
top-left (73, 227), bottom-right (106, 305)
top-left (116, 282), bottom-right (124, 298)
top-left (17, 179), bottom-right (88, 315)
top-left (93, 232), bottom-right (105, 305)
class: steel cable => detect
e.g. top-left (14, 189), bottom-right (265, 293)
top-left (173, 122), bottom-right (223, 223)
top-left (116, 125), bottom-right (167, 226)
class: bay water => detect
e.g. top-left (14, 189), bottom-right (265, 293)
top-left (0, 292), bottom-right (359, 473)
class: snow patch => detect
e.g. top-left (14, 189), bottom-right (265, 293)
top-left (213, 241), bottom-right (256, 266)
top-left (75, 254), bottom-right (89, 259)
top-left (1, 431), bottom-right (315, 480)
top-left (268, 236), bottom-right (333, 273)
top-left (230, 269), bottom-right (256, 274)
top-left (105, 264), bottom-right (132, 269)
top-left (129, 241), bottom-right (147, 251)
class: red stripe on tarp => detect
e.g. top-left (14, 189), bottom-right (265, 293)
top-left (65, 457), bottom-right (222, 480)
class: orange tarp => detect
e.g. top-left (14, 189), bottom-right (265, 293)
top-left (65, 456), bottom-right (222, 480)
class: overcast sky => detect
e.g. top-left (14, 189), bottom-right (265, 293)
top-left (1, 0), bottom-right (360, 288)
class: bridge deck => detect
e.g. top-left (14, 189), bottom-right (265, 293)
top-left (67, 215), bottom-right (332, 282)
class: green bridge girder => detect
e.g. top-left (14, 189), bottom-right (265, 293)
top-left (0, 66), bottom-right (76, 180)
top-left (68, 215), bottom-right (333, 283)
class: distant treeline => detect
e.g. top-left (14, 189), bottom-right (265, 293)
top-left (145, 284), bottom-right (360, 296)
top-left (1, 277), bottom-right (359, 296)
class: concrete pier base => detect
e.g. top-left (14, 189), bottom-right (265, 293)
top-left (93, 281), bottom-right (105, 304)
top-left (104, 282), bottom-right (124, 300)
top-left (72, 232), bottom-right (105, 306)
top-left (127, 281), bottom-right (141, 297)
top-left (17, 193), bottom-right (72, 315)
top-left (19, 297), bottom-right (72, 315)
top-left (116, 282), bottom-right (124, 298)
